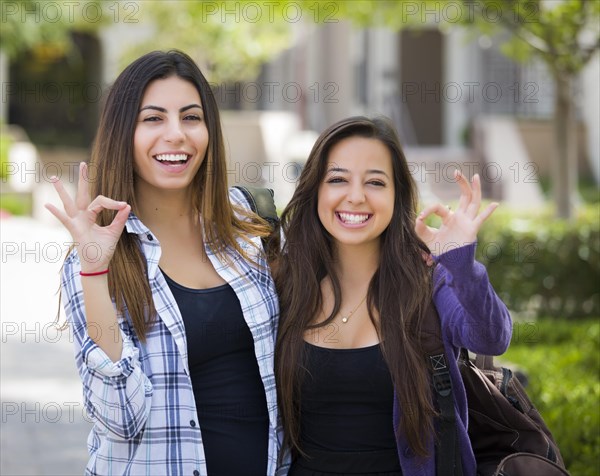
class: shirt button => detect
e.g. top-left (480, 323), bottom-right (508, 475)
top-left (147, 234), bottom-right (153, 241)
top-left (193, 471), bottom-right (200, 476)
top-left (190, 420), bottom-right (196, 427)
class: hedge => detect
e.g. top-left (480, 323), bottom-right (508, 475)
top-left (475, 204), bottom-right (600, 319)
top-left (0, 125), bottom-right (9, 180)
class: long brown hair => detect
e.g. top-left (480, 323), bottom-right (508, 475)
top-left (62, 50), bottom-right (270, 340)
top-left (274, 116), bottom-right (437, 458)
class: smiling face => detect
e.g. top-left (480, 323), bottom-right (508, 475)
top-left (317, 136), bottom-right (395, 251)
top-left (133, 75), bottom-right (209, 198)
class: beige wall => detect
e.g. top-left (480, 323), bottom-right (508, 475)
top-left (517, 119), bottom-right (590, 178)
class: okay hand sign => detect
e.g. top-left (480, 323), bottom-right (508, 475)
top-left (45, 162), bottom-right (131, 273)
top-left (415, 170), bottom-right (497, 256)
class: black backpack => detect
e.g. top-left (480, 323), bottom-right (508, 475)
top-left (420, 304), bottom-right (569, 476)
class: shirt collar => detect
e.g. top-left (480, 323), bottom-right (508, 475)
top-left (124, 212), bottom-right (151, 236)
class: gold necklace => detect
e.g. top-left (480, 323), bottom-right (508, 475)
top-left (340, 294), bottom-right (367, 323)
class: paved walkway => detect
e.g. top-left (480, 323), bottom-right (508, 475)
top-left (1, 216), bottom-right (90, 476)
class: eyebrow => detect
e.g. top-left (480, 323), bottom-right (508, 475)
top-left (139, 104), bottom-right (203, 113)
top-left (327, 167), bottom-right (390, 178)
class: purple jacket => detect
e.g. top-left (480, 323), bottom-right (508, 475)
top-left (394, 243), bottom-right (513, 476)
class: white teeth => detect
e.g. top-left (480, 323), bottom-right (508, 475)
top-left (338, 213), bottom-right (370, 224)
top-left (155, 154), bottom-right (188, 162)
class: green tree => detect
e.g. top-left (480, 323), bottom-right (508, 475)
top-left (0, 1), bottom-right (294, 84)
top-left (121, 1), bottom-right (294, 83)
top-left (0, 0), bottom-right (104, 58)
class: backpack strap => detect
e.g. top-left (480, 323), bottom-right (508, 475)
top-left (475, 353), bottom-right (494, 370)
top-left (233, 185), bottom-right (280, 259)
top-left (420, 304), bottom-right (463, 476)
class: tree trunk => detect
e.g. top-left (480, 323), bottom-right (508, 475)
top-left (552, 74), bottom-right (578, 219)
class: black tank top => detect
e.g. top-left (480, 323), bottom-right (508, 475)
top-left (163, 271), bottom-right (268, 476)
top-left (300, 342), bottom-right (399, 455)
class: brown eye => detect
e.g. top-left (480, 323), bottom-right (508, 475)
top-left (368, 180), bottom-right (385, 187)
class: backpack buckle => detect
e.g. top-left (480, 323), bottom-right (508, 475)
top-left (432, 370), bottom-right (453, 397)
top-left (430, 353), bottom-right (447, 371)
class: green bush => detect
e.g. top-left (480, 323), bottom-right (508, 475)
top-left (475, 205), bottom-right (600, 319)
top-left (503, 319), bottom-right (600, 476)
top-left (0, 126), bottom-right (10, 180)
top-left (1, 127), bottom-right (32, 216)
top-left (578, 178), bottom-right (600, 205)
top-left (0, 193), bottom-right (32, 215)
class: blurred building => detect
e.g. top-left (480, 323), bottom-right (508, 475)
top-left (2, 19), bottom-right (598, 212)
top-left (254, 22), bottom-right (598, 207)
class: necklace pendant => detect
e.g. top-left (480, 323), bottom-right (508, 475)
top-left (342, 317), bottom-right (348, 323)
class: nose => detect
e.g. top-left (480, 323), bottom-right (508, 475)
top-left (164, 119), bottom-right (185, 143)
top-left (347, 183), bottom-right (366, 204)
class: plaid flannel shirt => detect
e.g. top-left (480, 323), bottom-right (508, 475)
top-left (61, 188), bottom-right (286, 475)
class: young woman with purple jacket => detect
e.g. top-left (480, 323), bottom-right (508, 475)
top-left (274, 116), bottom-right (512, 476)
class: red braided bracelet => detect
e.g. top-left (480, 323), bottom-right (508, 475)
top-left (80, 268), bottom-right (109, 277)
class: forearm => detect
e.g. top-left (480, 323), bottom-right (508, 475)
top-left (67, 277), bottom-right (151, 439)
top-left (81, 274), bottom-right (123, 362)
top-left (433, 243), bottom-right (512, 354)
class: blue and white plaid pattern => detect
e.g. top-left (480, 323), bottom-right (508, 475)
top-left (62, 188), bottom-right (285, 475)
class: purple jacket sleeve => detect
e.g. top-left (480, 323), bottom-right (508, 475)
top-left (432, 242), bottom-right (512, 355)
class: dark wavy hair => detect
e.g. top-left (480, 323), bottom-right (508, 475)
top-left (275, 116), bottom-right (437, 458)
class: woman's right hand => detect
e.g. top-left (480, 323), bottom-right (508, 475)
top-left (45, 162), bottom-right (131, 273)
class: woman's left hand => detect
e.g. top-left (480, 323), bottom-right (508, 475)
top-left (415, 170), bottom-right (498, 256)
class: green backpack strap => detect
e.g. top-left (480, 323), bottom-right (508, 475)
top-left (233, 185), bottom-right (280, 260)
